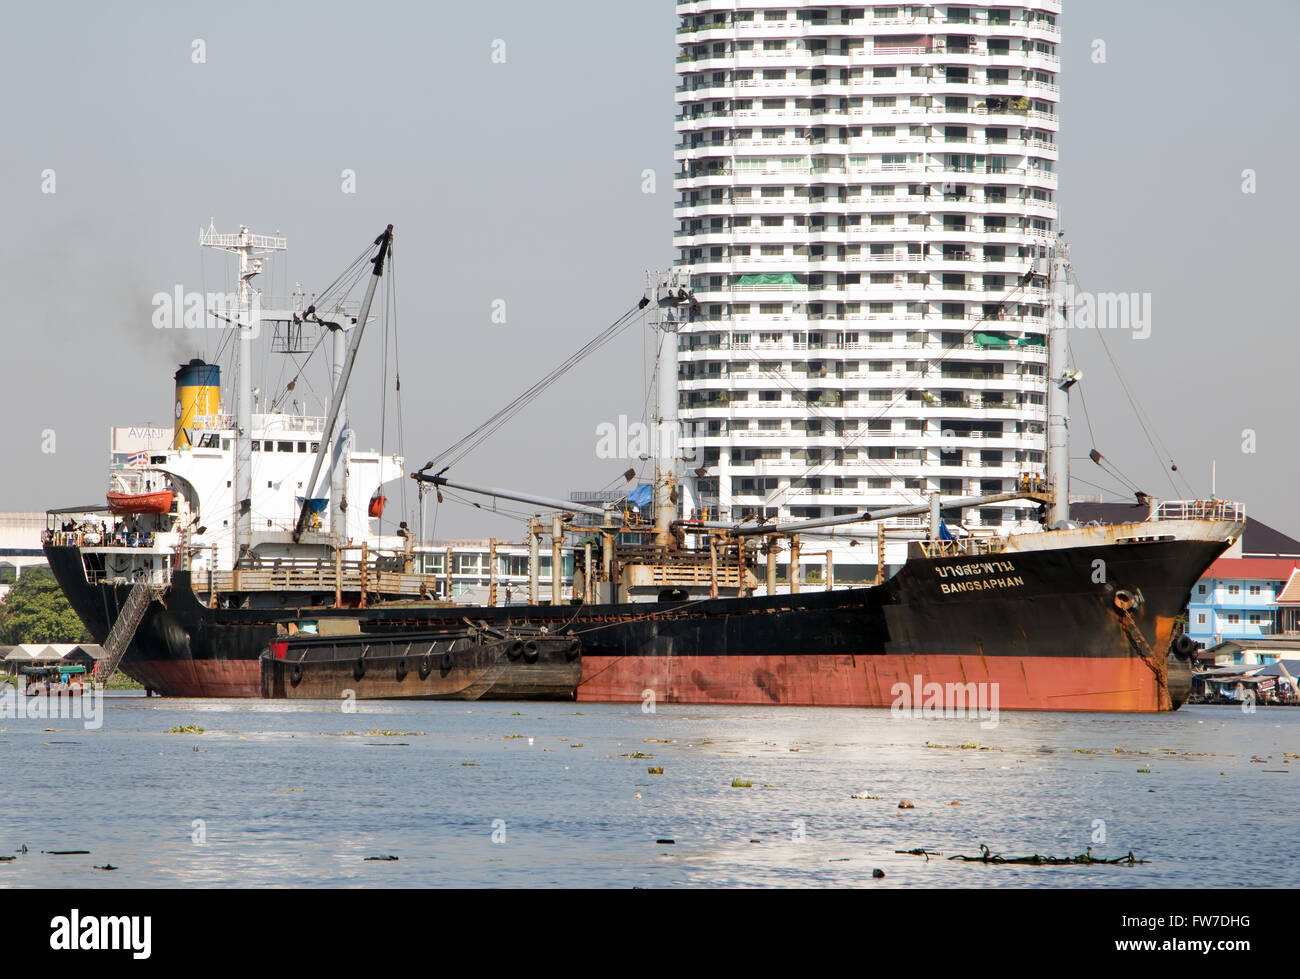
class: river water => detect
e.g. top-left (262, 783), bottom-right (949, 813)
top-left (1, 693), bottom-right (1295, 888)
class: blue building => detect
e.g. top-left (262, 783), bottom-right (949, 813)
top-left (1185, 558), bottom-right (1299, 651)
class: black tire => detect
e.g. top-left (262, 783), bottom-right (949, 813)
top-left (396, 657), bottom-right (409, 681)
top-left (353, 657), bottom-right (366, 681)
top-left (565, 639), bottom-right (581, 662)
top-left (418, 653), bottom-right (434, 679)
top-left (289, 663), bottom-right (303, 686)
top-left (522, 641), bottom-right (540, 664)
top-left (439, 651), bottom-right (454, 675)
top-left (507, 640), bottom-right (524, 661)
top-left (1172, 634), bottom-right (1196, 658)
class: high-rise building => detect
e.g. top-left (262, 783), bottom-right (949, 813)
top-left (674, 2), bottom-right (1061, 551)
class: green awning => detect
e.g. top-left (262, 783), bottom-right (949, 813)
top-left (1018, 335), bottom-right (1046, 347)
top-left (974, 332), bottom-right (1014, 347)
top-left (736, 273), bottom-right (798, 285)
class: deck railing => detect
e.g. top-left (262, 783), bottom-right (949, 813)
top-left (1153, 500), bottom-right (1246, 523)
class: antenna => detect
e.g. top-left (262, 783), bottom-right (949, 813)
top-left (199, 223), bottom-right (288, 567)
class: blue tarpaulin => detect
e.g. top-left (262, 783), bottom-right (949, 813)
top-left (938, 522), bottom-right (955, 541)
top-left (626, 484), bottom-right (653, 508)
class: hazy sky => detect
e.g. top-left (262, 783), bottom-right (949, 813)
top-left (1, 0), bottom-right (1297, 542)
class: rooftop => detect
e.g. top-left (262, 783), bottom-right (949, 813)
top-left (1202, 557), bottom-right (1300, 583)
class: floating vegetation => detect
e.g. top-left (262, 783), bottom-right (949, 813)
top-left (731, 777), bottom-right (752, 788)
top-left (364, 855), bottom-right (399, 862)
top-left (949, 844), bottom-right (1148, 866)
top-left (621, 751), bottom-right (652, 759)
top-left (460, 761), bottom-right (479, 767)
top-left (898, 800), bottom-right (916, 809)
top-left (570, 744), bottom-right (585, 749)
top-left (166, 724), bottom-right (204, 734)
top-left (648, 767), bottom-right (664, 775)
top-left (1074, 749), bottom-right (1098, 754)
top-left (656, 839), bottom-right (675, 845)
top-left (94, 864), bottom-right (118, 871)
top-left (503, 734), bottom-right (525, 740)
top-left (872, 868), bottom-right (886, 878)
top-left (1136, 767), bottom-right (1152, 774)
top-left (925, 740), bottom-right (992, 751)
top-left (896, 848), bottom-right (941, 859)
top-left (850, 791), bottom-right (881, 800)
top-left (365, 730), bottom-right (424, 737)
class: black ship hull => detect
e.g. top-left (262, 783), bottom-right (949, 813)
top-left (46, 525), bottom-right (1228, 711)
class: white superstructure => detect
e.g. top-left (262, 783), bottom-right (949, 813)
top-left (674, 2), bottom-right (1061, 562)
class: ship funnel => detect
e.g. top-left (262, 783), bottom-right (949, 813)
top-left (174, 358), bottom-right (221, 449)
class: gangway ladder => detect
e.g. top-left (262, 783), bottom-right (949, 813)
top-left (98, 579), bottom-right (166, 679)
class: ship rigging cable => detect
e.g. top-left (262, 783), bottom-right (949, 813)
top-left (422, 301), bottom-right (649, 473)
top-left (1068, 269), bottom-right (1194, 500)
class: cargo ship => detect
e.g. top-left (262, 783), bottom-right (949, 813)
top-left (43, 227), bottom-right (1243, 710)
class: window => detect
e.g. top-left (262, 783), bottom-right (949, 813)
top-left (278, 441), bottom-right (293, 453)
top-left (1249, 585), bottom-right (1261, 596)
top-left (1228, 585), bottom-right (1240, 595)
top-left (1197, 613), bottom-right (1206, 625)
top-left (1227, 614), bottom-right (1240, 625)
top-left (251, 440), bottom-right (261, 451)
top-left (1197, 584), bottom-right (1206, 595)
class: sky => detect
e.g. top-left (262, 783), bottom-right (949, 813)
top-left (1, 0), bottom-right (1296, 542)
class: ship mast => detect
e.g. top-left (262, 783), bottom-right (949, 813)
top-left (1046, 236), bottom-right (1073, 529)
top-left (199, 223), bottom-right (287, 568)
top-left (649, 269), bottom-right (693, 548)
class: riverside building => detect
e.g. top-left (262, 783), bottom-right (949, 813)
top-left (674, 1), bottom-right (1061, 575)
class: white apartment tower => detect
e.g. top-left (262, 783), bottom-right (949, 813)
top-left (675, 2), bottom-right (1061, 550)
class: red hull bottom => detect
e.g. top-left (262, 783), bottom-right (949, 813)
top-left (127, 654), bottom-right (1170, 711)
top-left (578, 654), bottom-right (1168, 713)
top-left (128, 660), bottom-right (262, 698)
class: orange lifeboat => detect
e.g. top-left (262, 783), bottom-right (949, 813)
top-left (106, 490), bottom-right (175, 515)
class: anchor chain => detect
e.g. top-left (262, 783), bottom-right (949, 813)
top-left (1115, 600), bottom-right (1170, 711)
